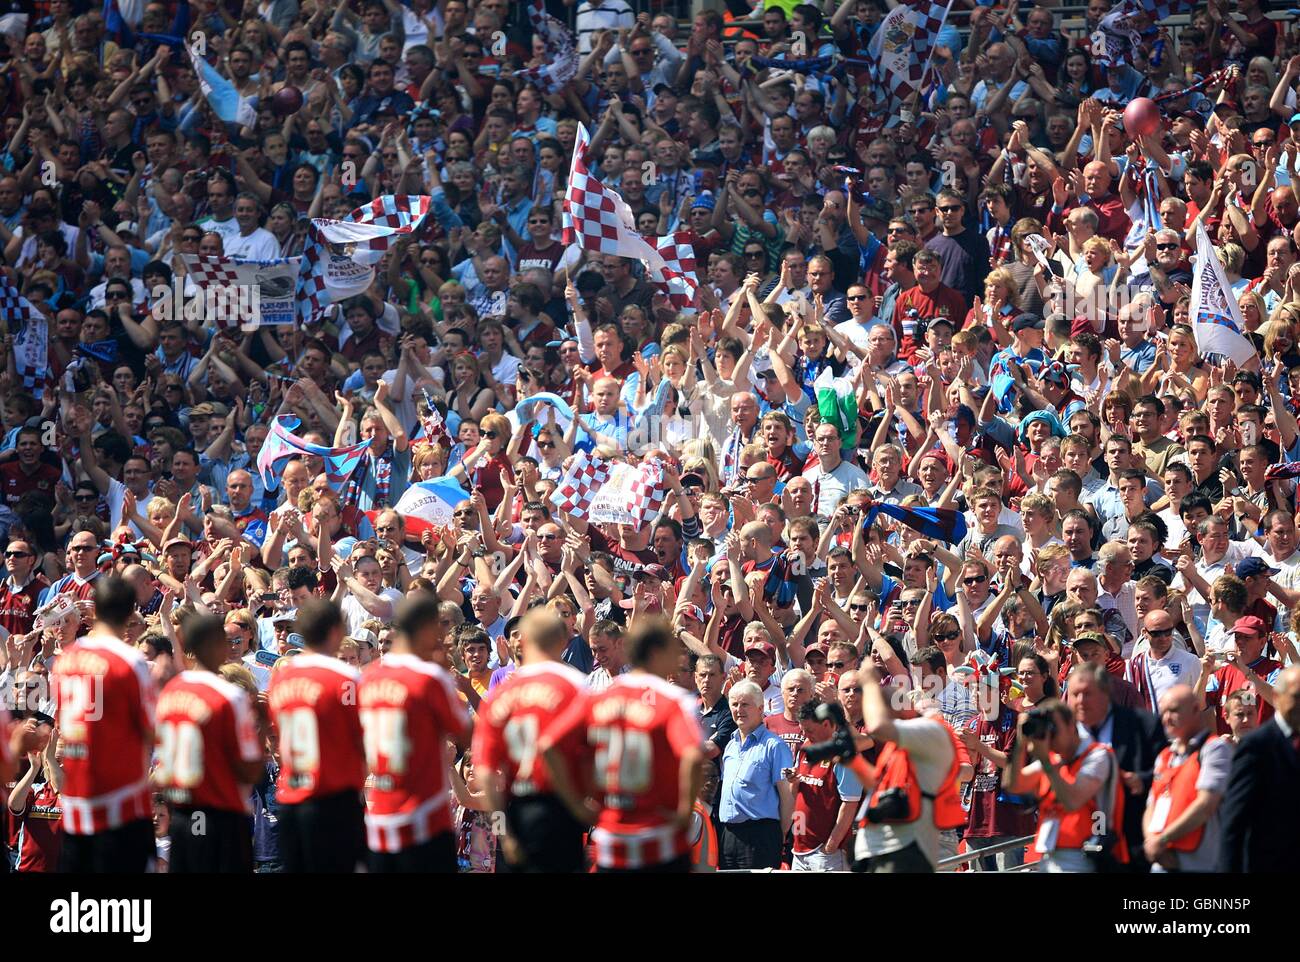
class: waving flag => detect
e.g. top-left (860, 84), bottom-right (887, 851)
top-left (648, 232), bottom-right (700, 311)
top-left (867, 0), bottom-right (955, 112)
top-left (1189, 222), bottom-right (1255, 366)
top-left (1265, 461), bottom-right (1300, 483)
top-left (297, 195), bottom-right (433, 324)
top-left (103, 0), bottom-right (135, 46)
top-left (0, 279), bottom-right (47, 398)
top-left (862, 501), bottom-right (968, 545)
top-left (563, 123), bottom-right (671, 274)
top-left (551, 450), bottom-right (612, 519)
top-left (189, 46), bottom-right (257, 127)
top-left (257, 415), bottom-right (372, 490)
top-left (366, 477), bottom-right (469, 538)
top-left (515, 0), bottom-right (578, 94)
top-left (814, 367), bottom-right (858, 453)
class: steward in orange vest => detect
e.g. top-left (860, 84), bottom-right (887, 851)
top-left (1142, 684), bottom-right (1233, 872)
top-left (1003, 699), bottom-right (1129, 872)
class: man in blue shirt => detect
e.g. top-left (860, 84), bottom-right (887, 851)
top-left (717, 679), bottom-right (794, 870)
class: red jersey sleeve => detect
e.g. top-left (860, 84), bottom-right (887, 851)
top-left (427, 669), bottom-right (472, 744)
top-left (230, 688), bottom-right (263, 764)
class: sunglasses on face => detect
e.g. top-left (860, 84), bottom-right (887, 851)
top-left (933, 630), bottom-right (960, 641)
top-left (937, 204), bottom-right (963, 213)
top-left (849, 603), bottom-right (871, 612)
top-left (4, 550), bottom-right (32, 558)
top-left (1156, 243), bottom-right (1179, 251)
top-left (847, 294), bottom-right (868, 301)
top-left (828, 660), bottom-right (848, 669)
top-left (963, 575), bottom-right (987, 586)
top-left (483, 431), bottom-right (498, 438)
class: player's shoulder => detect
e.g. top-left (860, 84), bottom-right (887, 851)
top-left (515, 659), bottom-right (590, 690)
top-left (369, 653), bottom-right (458, 689)
top-left (609, 672), bottom-right (696, 718)
top-left (286, 652), bottom-right (362, 684)
top-left (70, 632), bottom-right (150, 671)
top-left (168, 669), bottom-right (247, 708)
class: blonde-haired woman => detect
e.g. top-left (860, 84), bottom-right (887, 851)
top-left (1261, 318), bottom-right (1300, 369)
top-left (1145, 322), bottom-right (1210, 402)
top-left (964, 266), bottom-right (1023, 346)
top-left (468, 412), bottom-right (514, 511)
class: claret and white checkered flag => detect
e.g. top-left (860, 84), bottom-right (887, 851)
top-left (550, 449), bottom-right (612, 519)
top-left (564, 125), bottom-right (701, 308)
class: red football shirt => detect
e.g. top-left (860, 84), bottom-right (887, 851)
top-left (0, 574), bottom-right (49, 638)
top-left (473, 660), bottom-right (590, 799)
top-left (359, 654), bottom-right (471, 853)
top-left (0, 461), bottom-right (61, 507)
top-left (156, 671), bottom-right (262, 813)
top-left (544, 673), bottom-right (704, 869)
top-left (268, 653), bottom-right (366, 805)
top-left (52, 633), bottom-right (157, 834)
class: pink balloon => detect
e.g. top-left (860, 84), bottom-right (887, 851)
top-left (1123, 97), bottom-right (1161, 138)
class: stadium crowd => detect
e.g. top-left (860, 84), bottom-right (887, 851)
top-left (3, 0), bottom-right (1300, 875)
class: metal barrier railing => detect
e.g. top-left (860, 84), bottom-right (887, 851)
top-left (936, 833), bottom-right (1035, 870)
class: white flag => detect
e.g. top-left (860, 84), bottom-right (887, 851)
top-left (1189, 223), bottom-right (1255, 366)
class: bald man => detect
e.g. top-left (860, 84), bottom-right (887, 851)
top-left (1048, 159), bottom-right (1132, 244)
top-left (1143, 684), bottom-right (1231, 872)
top-left (227, 468), bottom-right (269, 546)
top-left (1127, 609), bottom-right (1201, 712)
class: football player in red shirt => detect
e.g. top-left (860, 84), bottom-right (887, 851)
top-left (360, 594), bottom-right (472, 873)
top-left (268, 598), bottom-right (367, 873)
top-left (543, 618), bottom-right (705, 873)
top-left (157, 613), bottom-right (264, 872)
top-left (473, 608), bottom-right (591, 872)
top-left (53, 576), bottom-right (157, 872)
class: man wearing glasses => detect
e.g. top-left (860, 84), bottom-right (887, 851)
top-left (0, 539), bottom-right (48, 638)
top-left (1126, 609), bottom-right (1201, 714)
top-left (925, 187), bottom-right (989, 305)
top-left (39, 531), bottom-right (103, 612)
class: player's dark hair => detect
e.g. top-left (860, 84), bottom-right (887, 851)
top-left (625, 617), bottom-right (674, 669)
top-left (285, 566), bottom-right (319, 592)
top-left (796, 699), bottom-right (824, 723)
top-left (94, 575), bottom-right (137, 631)
top-left (296, 598), bottom-right (344, 649)
top-left (395, 593), bottom-right (442, 640)
top-left (180, 612), bottom-right (225, 658)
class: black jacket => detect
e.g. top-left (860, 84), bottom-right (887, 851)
top-left (1218, 720), bottom-right (1300, 872)
top-left (1095, 704), bottom-right (1167, 870)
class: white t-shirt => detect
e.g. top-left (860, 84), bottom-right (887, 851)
top-left (223, 226), bottom-right (281, 261)
top-left (1126, 646), bottom-right (1202, 711)
top-left (341, 586), bottom-right (404, 635)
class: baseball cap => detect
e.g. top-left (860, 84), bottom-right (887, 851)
top-left (636, 563), bottom-right (671, 582)
top-left (652, 82), bottom-right (675, 96)
top-left (680, 471), bottom-right (706, 488)
top-left (1230, 615), bottom-right (1267, 639)
top-left (744, 639), bottom-right (777, 660)
top-left (1234, 558), bottom-right (1278, 579)
top-left (1072, 631), bottom-right (1111, 653)
top-left (859, 196), bottom-right (892, 223)
top-left (162, 536), bottom-right (193, 553)
top-left (679, 603), bottom-right (705, 624)
top-left (349, 628), bottom-right (378, 649)
top-left (690, 191), bottom-right (716, 212)
top-left (272, 609), bottom-right (297, 625)
top-left (803, 641), bottom-right (829, 657)
top-left (1290, 112), bottom-right (1300, 126)
top-left (189, 403), bottom-right (215, 417)
top-left (206, 402), bottom-right (230, 419)
top-left (1012, 313), bottom-right (1045, 332)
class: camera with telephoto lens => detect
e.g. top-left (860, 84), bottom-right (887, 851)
top-left (802, 701), bottom-right (858, 764)
top-left (1021, 705), bottom-right (1057, 741)
top-left (864, 787), bottom-right (912, 824)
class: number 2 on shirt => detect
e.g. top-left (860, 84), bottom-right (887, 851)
top-left (591, 727), bottom-right (652, 794)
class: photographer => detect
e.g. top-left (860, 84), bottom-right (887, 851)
top-left (851, 665), bottom-right (968, 873)
top-left (1003, 698), bottom-right (1128, 873)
